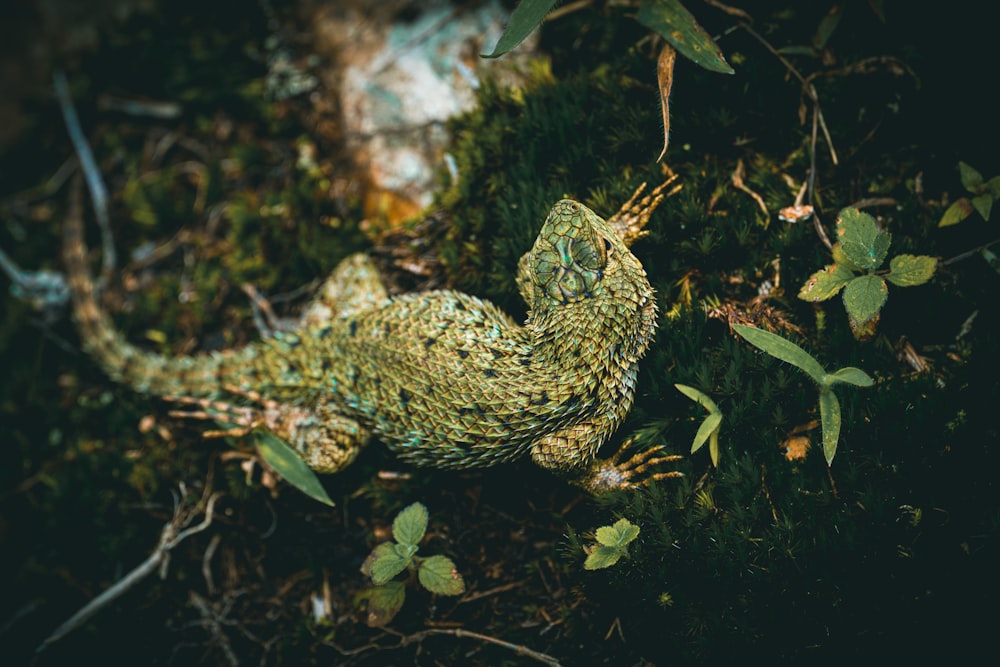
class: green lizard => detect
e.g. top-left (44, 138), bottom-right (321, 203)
top-left (63, 183), bottom-right (680, 493)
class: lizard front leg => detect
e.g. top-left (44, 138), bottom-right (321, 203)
top-left (530, 424), bottom-right (682, 494)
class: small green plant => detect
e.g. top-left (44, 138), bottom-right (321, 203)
top-left (733, 324), bottom-right (874, 465)
top-left (939, 161), bottom-right (1000, 227)
top-left (675, 384), bottom-right (723, 466)
top-left (798, 207), bottom-right (937, 339)
top-left (361, 502), bottom-right (465, 626)
top-left (584, 518), bottom-right (640, 570)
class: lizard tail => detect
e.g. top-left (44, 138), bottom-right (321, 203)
top-left (62, 178), bottom-right (226, 398)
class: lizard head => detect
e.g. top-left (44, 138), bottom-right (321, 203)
top-left (521, 199), bottom-right (650, 304)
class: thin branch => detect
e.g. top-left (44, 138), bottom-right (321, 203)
top-left (37, 489), bottom-right (221, 653)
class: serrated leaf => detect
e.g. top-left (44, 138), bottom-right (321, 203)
top-left (831, 243), bottom-right (863, 273)
top-left (253, 430), bottom-right (334, 506)
top-left (418, 555), bottom-right (465, 595)
top-left (972, 193), bottom-right (993, 221)
top-left (675, 383), bottom-right (720, 413)
top-left (584, 545), bottom-right (624, 570)
top-left (369, 543), bottom-right (412, 585)
top-left (636, 0), bottom-right (734, 74)
top-left (733, 324), bottom-right (827, 384)
top-left (481, 0), bottom-right (555, 58)
top-left (847, 309), bottom-right (880, 341)
top-left (826, 367), bottom-right (874, 388)
top-left (818, 389), bottom-right (841, 465)
top-left (365, 582), bottom-right (406, 627)
top-left (691, 412), bottom-right (723, 457)
top-left (798, 263), bottom-right (855, 301)
top-left (939, 198), bottom-right (974, 227)
top-left (842, 274), bottom-right (888, 324)
top-left (886, 254), bottom-right (937, 287)
top-left (393, 502), bottom-right (428, 547)
top-left (596, 518), bottom-right (640, 547)
top-left (959, 161), bottom-right (984, 191)
top-left (837, 208), bottom-right (890, 270)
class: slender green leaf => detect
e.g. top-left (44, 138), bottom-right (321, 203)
top-left (365, 581), bottom-right (406, 627)
top-left (393, 502), bottom-right (428, 547)
top-left (481, 0), bottom-right (555, 58)
top-left (418, 555), bottom-right (465, 595)
top-left (984, 175), bottom-right (1000, 198)
top-left (776, 45), bottom-right (820, 57)
top-left (813, 4), bottom-right (842, 50)
top-left (837, 208), bottom-right (890, 270)
top-left (733, 324), bottom-right (826, 384)
top-left (692, 412), bottom-right (723, 456)
top-left (842, 274), bottom-right (888, 324)
top-left (959, 161), bottom-right (984, 191)
top-left (886, 254), bottom-right (937, 287)
top-left (818, 389), bottom-right (841, 465)
top-left (939, 197), bottom-right (974, 227)
top-left (708, 429), bottom-right (720, 467)
top-left (972, 193), bottom-right (993, 221)
top-left (584, 545), bottom-right (624, 570)
top-left (798, 263), bottom-right (855, 301)
top-left (370, 543), bottom-right (412, 585)
top-left (675, 383), bottom-right (720, 413)
top-left (253, 431), bottom-right (334, 506)
top-left (826, 367), bottom-right (874, 388)
top-left (636, 0), bottom-right (734, 74)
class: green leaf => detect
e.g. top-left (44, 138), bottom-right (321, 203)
top-left (826, 367), bottom-right (874, 388)
top-left (418, 555), bottom-right (465, 595)
top-left (984, 175), bottom-right (1000, 198)
top-left (798, 263), bottom-right (855, 302)
top-left (831, 243), bottom-right (863, 272)
top-left (972, 193), bottom-right (993, 221)
top-left (708, 429), bottom-right (720, 467)
top-left (481, 0), bottom-right (556, 58)
top-left (886, 254), bottom-right (937, 287)
top-left (584, 545), bottom-right (624, 570)
top-left (675, 384), bottom-right (720, 413)
top-left (813, 4), bottom-right (842, 50)
top-left (959, 161), bottom-right (984, 192)
top-left (733, 324), bottom-right (826, 384)
top-left (393, 502), bottom-right (429, 547)
top-left (365, 582), bottom-right (406, 627)
top-left (253, 430), bottom-right (334, 506)
top-left (837, 208), bottom-right (890, 270)
top-left (939, 198), bottom-right (974, 227)
top-left (594, 518), bottom-right (640, 547)
top-left (842, 274), bottom-right (888, 324)
top-left (636, 0), bottom-right (734, 74)
top-left (818, 389), bottom-right (841, 465)
top-left (691, 412), bottom-right (723, 457)
top-left (370, 542), bottom-right (414, 585)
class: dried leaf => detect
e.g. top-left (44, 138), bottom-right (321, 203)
top-left (656, 42), bottom-right (676, 162)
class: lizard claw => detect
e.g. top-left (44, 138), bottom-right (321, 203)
top-left (582, 439), bottom-right (683, 494)
top-left (164, 385), bottom-right (274, 438)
